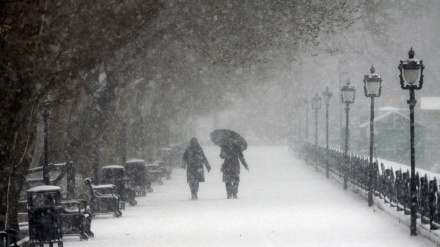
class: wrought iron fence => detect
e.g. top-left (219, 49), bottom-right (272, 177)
top-left (291, 141), bottom-right (440, 230)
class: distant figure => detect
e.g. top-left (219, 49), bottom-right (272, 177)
top-left (182, 137), bottom-right (211, 200)
top-left (220, 139), bottom-right (249, 199)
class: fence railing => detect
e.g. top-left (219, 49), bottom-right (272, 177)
top-left (290, 141), bottom-right (440, 230)
top-left (25, 161), bottom-right (76, 199)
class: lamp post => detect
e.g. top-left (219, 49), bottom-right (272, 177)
top-left (341, 80), bottom-right (356, 190)
top-left (304, 99), bottom-right (310, 142)
top-left (297, 100), bottom-right (303, 140)
top-left (311, 93), bottom-right (322, 147)
top-left (364, 65), bottom-right (382, 207)
top-left (311, 93), bottom-right (322, 171)
top-left (322, 87), bottom-right (333, 179)
top-left (121, 122), bottom-right (127, 166)
top-left (43, 109), bottom-right (50, 185)
top-left (398, 47), bottom-right (424, 236)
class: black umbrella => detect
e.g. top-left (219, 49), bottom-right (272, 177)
top-left (209, 129), bottom-right (247, 151)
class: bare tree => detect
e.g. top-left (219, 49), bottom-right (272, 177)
top-left (0, 0), bottom-right (162, 230)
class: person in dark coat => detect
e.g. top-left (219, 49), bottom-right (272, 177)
top-left (182, 137), bottom-right (211, 200)
top-left (220, 139), bottom-right (249, 199)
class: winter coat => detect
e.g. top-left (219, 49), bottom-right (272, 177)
top-left (220, 145), bottom-right (248, 183)
top-left (182, 145), bottom-right (210, 183)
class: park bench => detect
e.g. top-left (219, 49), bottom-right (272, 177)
top-left (85, 178), bottom-right (122, 217)
top-left (0, 229), bottom-right (31, 247)
top-left (124, 159), bottom-right (148, 196)
top-left (59, 199), bottom-right (94, 238)
top-left (153, 160), bottom-right (171, 181)
top-left (145, 163), bottom-right (164, 185)
top-left (158, 147), bottom-right (175, 179)
top-left (169, 143), bottom-right (185, 168)
top-left (0, 230), bottom-right (18, 247)
top-left (159, 147), bottom-right (173, 171)
top-left (101, 165), bottom-right (137, 206)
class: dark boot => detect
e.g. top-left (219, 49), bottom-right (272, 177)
top-left (189, 180), bottom-right (198, 200)
top-left (232, 182), bottom-right (239, 199)
top-left (226, 182), bottom-right (233, 199)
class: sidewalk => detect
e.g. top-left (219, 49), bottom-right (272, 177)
top-left (64, 146), bottom-right (436, 247)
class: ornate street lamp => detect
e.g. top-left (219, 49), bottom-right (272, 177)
top-left (311, 93), bottom-right (322, 171)
top-left (364, 65), bottom-right (382, 207)
top-left (43, 109), bottom-right (50, 185)
top-left (322, 87), bottom-right (333, 178)
top-left (398, 47), bottom-right (424, 236)
top-left (311, 93), bottom-right (322, 147)
top-left (121, 122), bottom-right (127, 166)
top-left (341, 80), bottom-right (355, 190)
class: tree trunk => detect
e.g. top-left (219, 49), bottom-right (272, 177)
top-left (0, 86), bottom-right (38, 231)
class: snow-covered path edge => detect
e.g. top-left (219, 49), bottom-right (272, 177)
top-left (307, 155), bottom-right (440, 245)
top-left (62, 145), bottom-right (436, 247)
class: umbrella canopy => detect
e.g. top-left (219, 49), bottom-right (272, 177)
top-left (209, 129), bottom-right (248, 151)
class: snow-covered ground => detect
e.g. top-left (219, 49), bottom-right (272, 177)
top-left (64, 146), bottom-right (435, 247)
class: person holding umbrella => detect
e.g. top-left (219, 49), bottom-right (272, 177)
top-left (210, 129), bottom-right (249, 199)
top-left (219, 137), bottom-right (249, 199)
top-left (182, 137), bottom-right (211, 200)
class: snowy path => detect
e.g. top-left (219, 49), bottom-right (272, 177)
top-left (65, 146), bottom-right (435, 247)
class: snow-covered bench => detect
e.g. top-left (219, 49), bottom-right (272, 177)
top-left (85, 178), bottom-right (122, 217)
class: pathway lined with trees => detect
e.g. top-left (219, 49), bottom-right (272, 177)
top-left (63, 146), bottom-right (435, 247)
